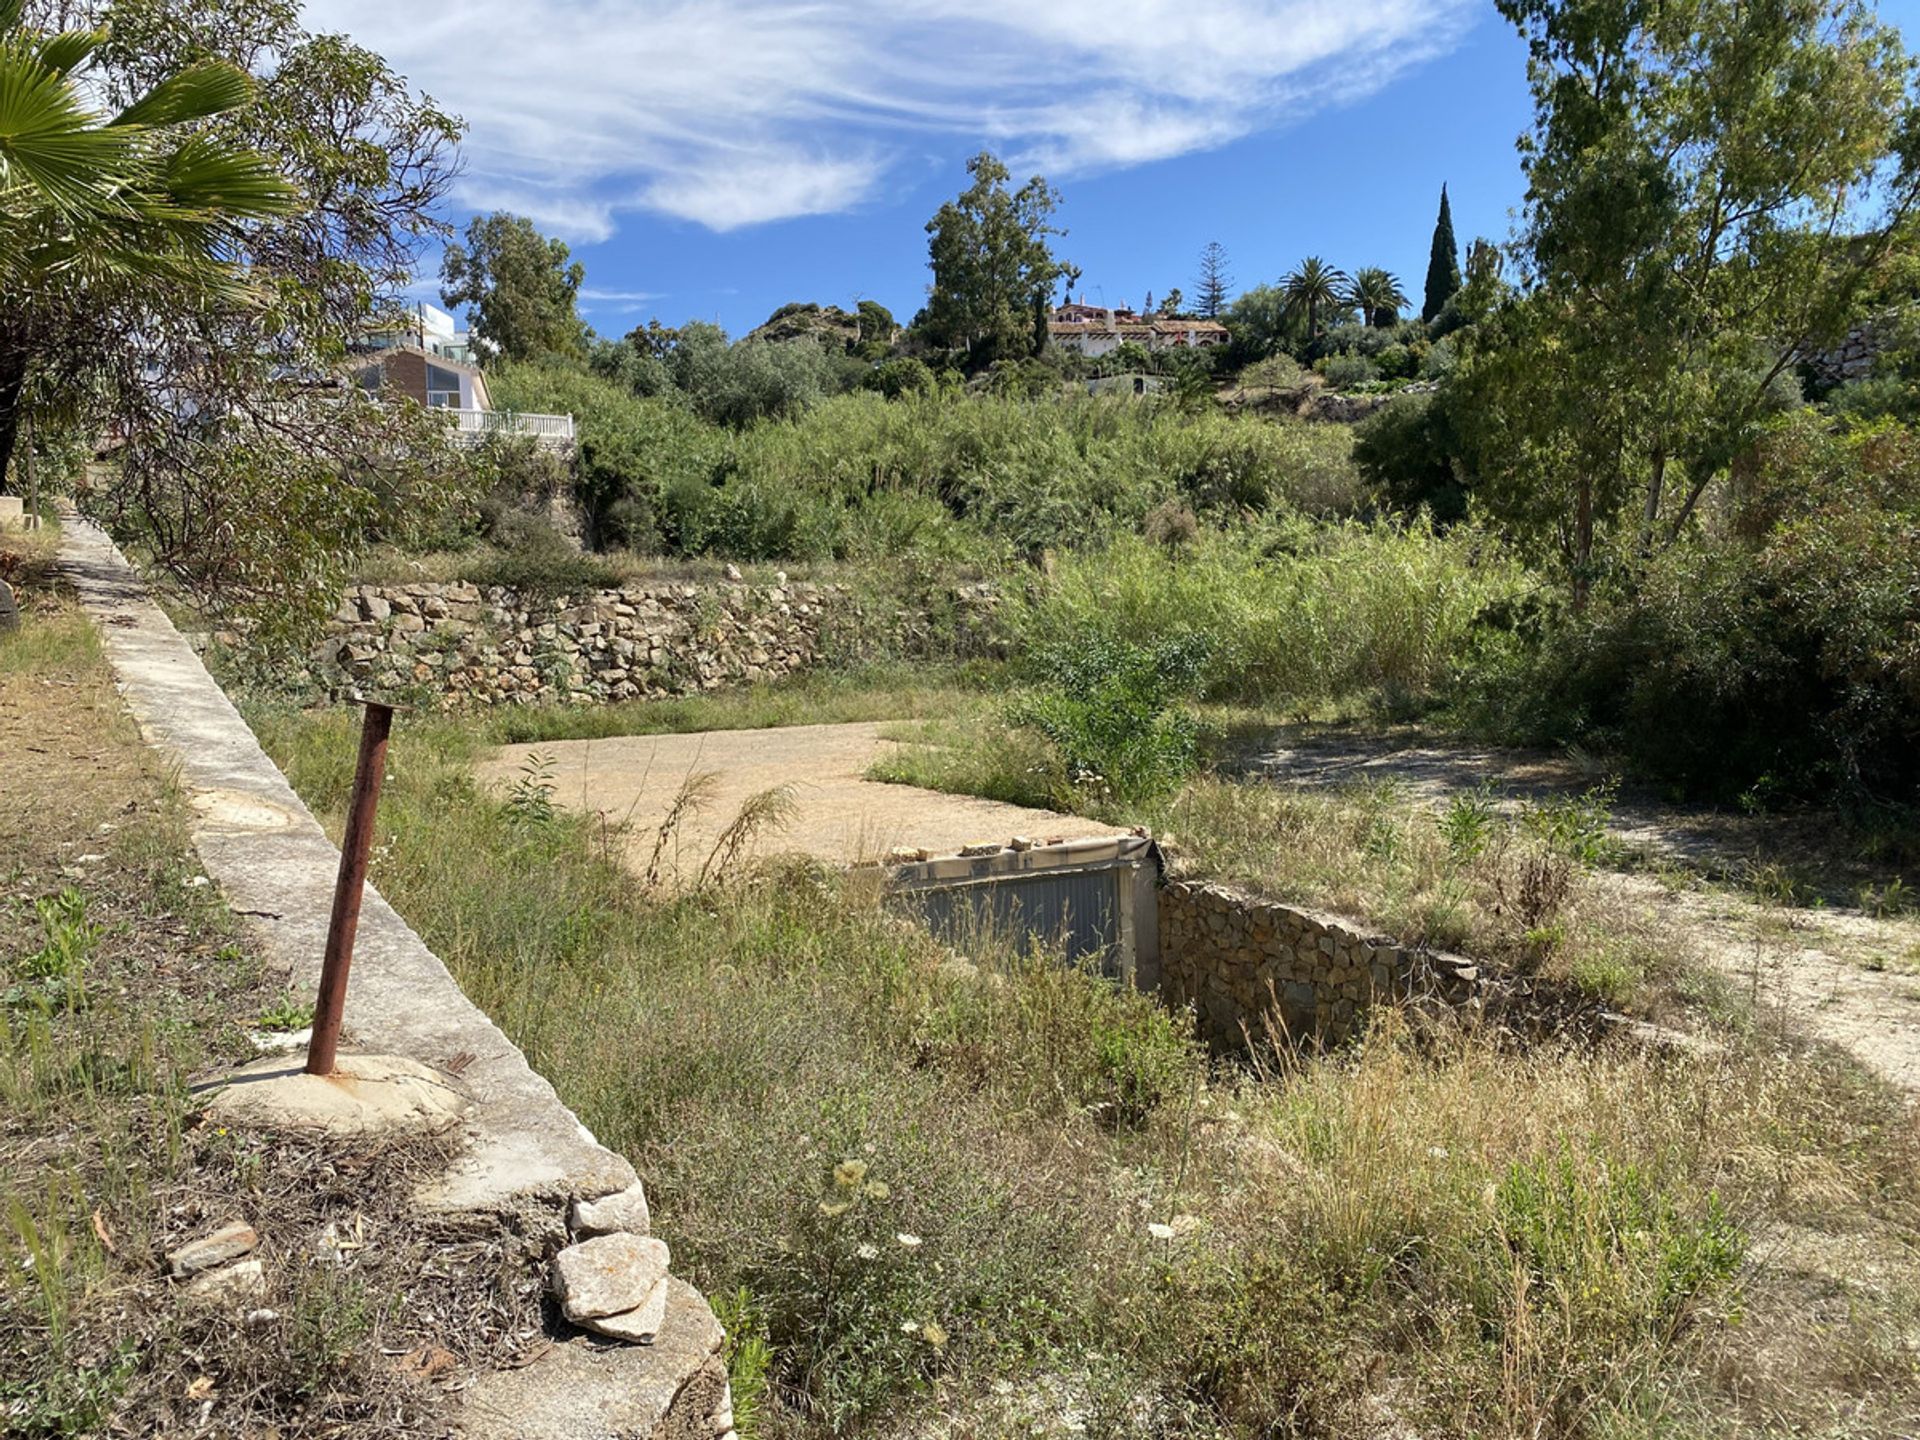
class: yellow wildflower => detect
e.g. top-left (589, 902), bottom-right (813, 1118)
top-left (833, 1159), bottom-right (868, 1189)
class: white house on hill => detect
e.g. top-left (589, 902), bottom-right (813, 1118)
top-left (1047, 301), bottom-right (1227, 358)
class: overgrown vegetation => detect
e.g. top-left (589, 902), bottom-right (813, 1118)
top-left (248, 702), bottom-right (1920, 1439)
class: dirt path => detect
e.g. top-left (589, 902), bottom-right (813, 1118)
top-left (1251, 727), bottom-right (1920, 1096)
top-left (478, 722), bottom-right (1116, 883)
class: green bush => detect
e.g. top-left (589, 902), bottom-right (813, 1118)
top-left (1458, 415), bottom-right (1920, 802)
top-left (464, 527), bottom-right (618, 599)
top-left (1353, 391), bottom-right (1469, 522)
top-left (494, 358), bottom-right (1367, 561)
top-left (1318, 352), bottom-right (1378, 389)
top-left (1010, 633), bottom-right (1208, 805)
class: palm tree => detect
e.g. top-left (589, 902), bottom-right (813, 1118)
top-left (1282, 257), bottom-right (1350, 344)
top-left (0, 0), bottom-right (296, 493)
top-left (1348, 267), bottom-right (1409, 329)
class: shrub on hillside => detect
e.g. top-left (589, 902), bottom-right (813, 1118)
top-left (494, 359), bottom-right (1367, 560)
top-left (465, 524), bottom-right (618, 599)
top-left (1354, 391), bottom-right (1469, 523)
top-left (1458, 415), bottom-right (1920, 803)
top-left (1318, 352), bottom-right (1378, 390)
top-left (1012, 633), bottom-right (1209, 804)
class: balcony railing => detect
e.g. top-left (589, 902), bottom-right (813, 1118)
top-left (444, 408), bottom-right (575, 444)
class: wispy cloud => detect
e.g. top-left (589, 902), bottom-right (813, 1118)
top-left (302, 0), bottom-right (1474, 235)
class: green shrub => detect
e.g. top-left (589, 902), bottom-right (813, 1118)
top-left (1319, 353), bottom-right (1378, 389)
top-left (1488, 1149), bottom-right (1742, 1361)
top-left (496, 359), bottom-right (1367, 560)
top-left (1011, 633), bottom-right (1208, 804)
top-left (464, 527), bottom-right (617, 599)
top-left (1457, 415), bottom-right (1920, 801)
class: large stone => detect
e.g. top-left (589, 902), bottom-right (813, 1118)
top-left (554, 1233), bottom-right (671, 1322)
top-left (169, 1220), bottom-right (259, 1276)
top-left (186, 1257), bottom-right (266, 1305)
top-left (581, 1276), bottom-right (671, 1343)
top-left (572, 1180), bottom-right (651, 1238)
top-left (0, 578), bottom-right (16, 634)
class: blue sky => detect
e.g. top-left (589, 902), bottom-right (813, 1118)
top-left (300, 0), bottom-right (1919, 339)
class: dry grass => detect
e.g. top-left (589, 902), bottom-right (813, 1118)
top-left (249, 699), bottom-right (1920, 1439)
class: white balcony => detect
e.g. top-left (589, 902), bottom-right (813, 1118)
top-left (445, 408), bottom-right (575, 445)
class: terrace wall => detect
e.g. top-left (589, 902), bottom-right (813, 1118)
top-left (1158, 879), bottom-right (1485, 1048)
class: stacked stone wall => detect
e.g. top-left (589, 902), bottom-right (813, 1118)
top-left (312, 579), bottom-right (844, 708)
top-left (1158, 880), bottom-right (1483, 1048)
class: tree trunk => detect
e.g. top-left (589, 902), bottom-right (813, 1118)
top-left (1639, 446), bottom-right (1666, 555)
top-left (0, 343), bottom-right (28, 498)
top-left (1572, 474), bottom-right (1594, 611)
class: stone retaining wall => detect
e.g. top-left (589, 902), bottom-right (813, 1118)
top-left (313, 579), bottom-right (845, 708)
top-left (1158, 879), bottom-right (1484, 1048)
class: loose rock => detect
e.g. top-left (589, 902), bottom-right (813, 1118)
top-left (554, 1233), bottom-right (671, 1322)
top-left (571, 1180), bottom-right (650, 1238)
top-left (186, 1257), bottom-right (266, 1305)
top-left (168, 1220), bottom-right (259, 1277)
top-left (579, 1276), bottom-right (670, 1343)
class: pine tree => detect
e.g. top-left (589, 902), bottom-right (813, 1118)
top-left (1421, 185), bottom-right (1461, 324)
top-left (1195, 241), bottom-right (1232, 318)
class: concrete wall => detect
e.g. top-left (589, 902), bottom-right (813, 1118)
top-left (1158, 879), bottom-right (1483, 1048)
top-left (57, 513), bottom-right (734, 1439)
top-left (312, 579), bottom-right (844, 708)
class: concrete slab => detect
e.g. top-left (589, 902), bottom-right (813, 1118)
top-left (56, 513), bottom-right (732, 1437)
top-left (200, 1053), bottom-right (469, 1136)
top-left (457, 1278), bottom-right (728, 1440)
top-left (478, 723), bottom-right (1118, 883)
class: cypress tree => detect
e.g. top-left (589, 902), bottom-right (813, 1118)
top-left (1421, 184), bottom-right (1461, 323)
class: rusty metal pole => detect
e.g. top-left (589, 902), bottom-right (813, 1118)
top-left (306, 700), bottom-right (396, 1076)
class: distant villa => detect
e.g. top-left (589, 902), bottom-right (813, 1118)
top-left (1047, 299), bottom-right (1227, 358)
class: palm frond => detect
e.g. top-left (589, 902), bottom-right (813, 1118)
top-left (0, 0), bottom-right (23, 39)
top-left (0, 43), bottom-right (138, 213)
top-left (113, 59), bottom-right (254, 129)
top-left (34, 29), bottom-right (102, 77)
top-left (150, 133), bottom-right (297, 221)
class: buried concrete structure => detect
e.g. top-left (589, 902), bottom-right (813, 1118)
top-left (56, 513), bottom-right (734, 1440)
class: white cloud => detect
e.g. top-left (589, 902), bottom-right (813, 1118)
top-left (301, 0), bottom-right (1474, 234)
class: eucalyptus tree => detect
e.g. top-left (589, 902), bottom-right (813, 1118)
top-left (1459, 0), bottom-right (1920, 598)
top-left (920, 152), bottom-right (1068, 369)
top-left (441, 212), bottom-right (589, 363)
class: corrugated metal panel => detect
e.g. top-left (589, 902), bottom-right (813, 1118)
top-left (896, 868), bottom-right (1123, 974)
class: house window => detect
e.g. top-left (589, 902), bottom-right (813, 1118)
top-left (425, 363), bottom-right (464, 408)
